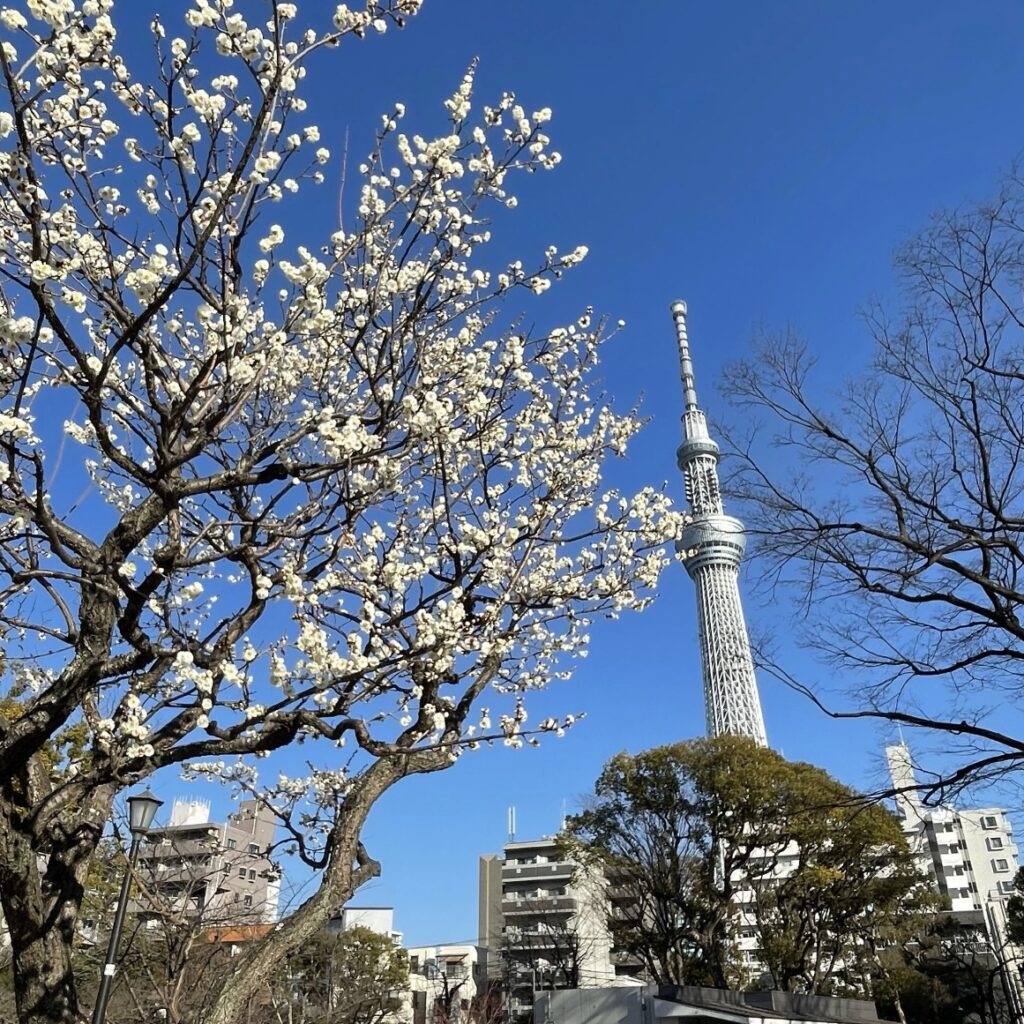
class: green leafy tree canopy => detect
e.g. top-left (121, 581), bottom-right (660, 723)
top-left (565, 735), bottom-right (934, 995)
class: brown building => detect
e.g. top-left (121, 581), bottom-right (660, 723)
top-left (136, 797), bottom-right (280, 924)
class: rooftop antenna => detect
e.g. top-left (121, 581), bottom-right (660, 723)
top-left (507, 805), bottom-right (516, 843)
top-left (670, 299), bottom-right (699, 413)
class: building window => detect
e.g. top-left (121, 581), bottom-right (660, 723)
top-left (410, 956), bottom-right (419, 973)
top-left (982, 816), bottom-right (999, 829)
top-left (987, 837), bottom-right (1004, 850)
top-left (249, 869), bottom-right (257, 880)
top-left (226, 838), bottom-right (236, 850)
top-left (248, 843), bottom-right (260, 854)
top-left (239, 867), bottom-right (246, 878)
top-left (244, 895), bottom-right (253, 907)
top-left (1000, 880), bottom-right (1016, 893)
top-left (993, 859), bottom-right (1010, 872)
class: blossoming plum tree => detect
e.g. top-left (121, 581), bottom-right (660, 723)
top-left (0, 1), bottom-right (680, 1021)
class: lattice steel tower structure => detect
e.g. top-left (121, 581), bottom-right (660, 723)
top-left (672, 300), bottom-right (768, 746)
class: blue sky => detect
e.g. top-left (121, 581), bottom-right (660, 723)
top-left (111, 0), bottom-right (1024, 944)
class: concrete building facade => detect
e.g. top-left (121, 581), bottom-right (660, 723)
top-left (887, 742), bottom-right (1024, 1020)
top-left (479, 837), bottom-right (623, 1020)
top-left (887, 744), bottom-right (1021, 914)
top-left (406, 943), bottom-right (490, 1024)
top-left (137, 796), bottom-right (280, 924)
top-left (328, 904), bottom-right (404, 945)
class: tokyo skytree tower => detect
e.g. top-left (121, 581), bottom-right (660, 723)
top-left (671, 300), bottom-right (768, 746)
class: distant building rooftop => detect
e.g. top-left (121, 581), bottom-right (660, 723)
top-left (202, 924), bottom-right (275, 945)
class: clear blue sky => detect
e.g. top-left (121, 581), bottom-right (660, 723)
top-left (121, 1), bottom-right (1024, 944)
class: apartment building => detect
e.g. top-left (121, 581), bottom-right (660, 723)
top-left (887, 744), bottom-right (1020, 912)
top-left (406, 943), bottom-right (492, 1024)
top-left (479, 836), bottom-right (621, 1020)
top-left (328, 905), bottom-right (404, 945)
top-left (887, 742), bottom-right (1024, 1020)
top-left (136, 797), bottom-right (280, 924)
top-left (731, 842), bottom-right (802, 984)
top-left (326, 909), bottom-right (490, 1024)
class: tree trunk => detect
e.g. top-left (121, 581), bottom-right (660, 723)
top-left (0, 823), bottom-right (79, 1024)
top-left (0, 781), bottom-right (111, 1024)
top-left (205, 759), bottom-right (411, 1024)
top-left (870, 951), bottom-right (907, 1024)
top-left (9, 928), bottom-right (79, 1024)
top-left (891, 989), bottom-right (908, 1024)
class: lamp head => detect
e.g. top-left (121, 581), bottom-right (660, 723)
top-left (127, 789), bottom-right (163, 835)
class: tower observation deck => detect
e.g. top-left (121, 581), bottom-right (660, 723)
top-left (671, 300), bottom-right (767, 746)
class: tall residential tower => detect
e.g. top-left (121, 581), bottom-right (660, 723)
top-left (672, 300), bottom-right (767, 745)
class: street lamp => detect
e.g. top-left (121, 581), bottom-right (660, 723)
top-left (532, 964), bottom-right (557, 1024)
top-left (92, 789), bottom-right (163, 1024)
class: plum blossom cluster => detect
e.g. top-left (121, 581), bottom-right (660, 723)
top-left (0, 0), bottom-right (680, 878)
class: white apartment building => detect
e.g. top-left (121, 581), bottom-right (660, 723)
top-left (887, 742), bottom-right (1024, 1020)
top-left (406, 943), bottom-right (490, 1024)
top-left (327, 911), bottom-right (489, 1024)
top-left (476, 747), bottom-right (1024, 1014)
top-left (731, 842), bottom-right (802, 984)
top-left (887, 744), bottom-right (1020, 913)
top-left (479, 837), bottom-right (622, 1020)
top-left (329, 904), bottom-right (404, 945)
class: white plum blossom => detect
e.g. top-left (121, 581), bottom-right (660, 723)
top-left (259, 224), bottom-right (285, 251)
top-left (0, 7), bottom-right (27, 29)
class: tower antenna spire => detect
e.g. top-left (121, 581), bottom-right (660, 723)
top-left (671, 300), bottom-right (699, 413)
top-left (672, 300), bottom-right (767, 746)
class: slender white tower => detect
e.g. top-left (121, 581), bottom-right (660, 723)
top-left (671, 300), bottom-right (768, 745)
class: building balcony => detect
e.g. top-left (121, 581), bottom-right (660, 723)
top-left (505, 930), bottom-right (564, 947)
top-left (128, 888), bottom-right (208, 916)
top-left (609, 949), bottom-right (643, 967)
top-left (606, 884), bottom-right (638, 902)
top-left (502, 862), bottom-right (574, 881)
top-left (141, 838), bottom-right (220, 859)
top-left (141, 863), bottom-right (224, 888)
top-left (501, 896), bottom-right (576, 915)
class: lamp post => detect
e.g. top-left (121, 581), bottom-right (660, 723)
top-left (532, 964), bottom-right (556, 1024)
top-left (92, 789), bottom-right (163, 1024)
